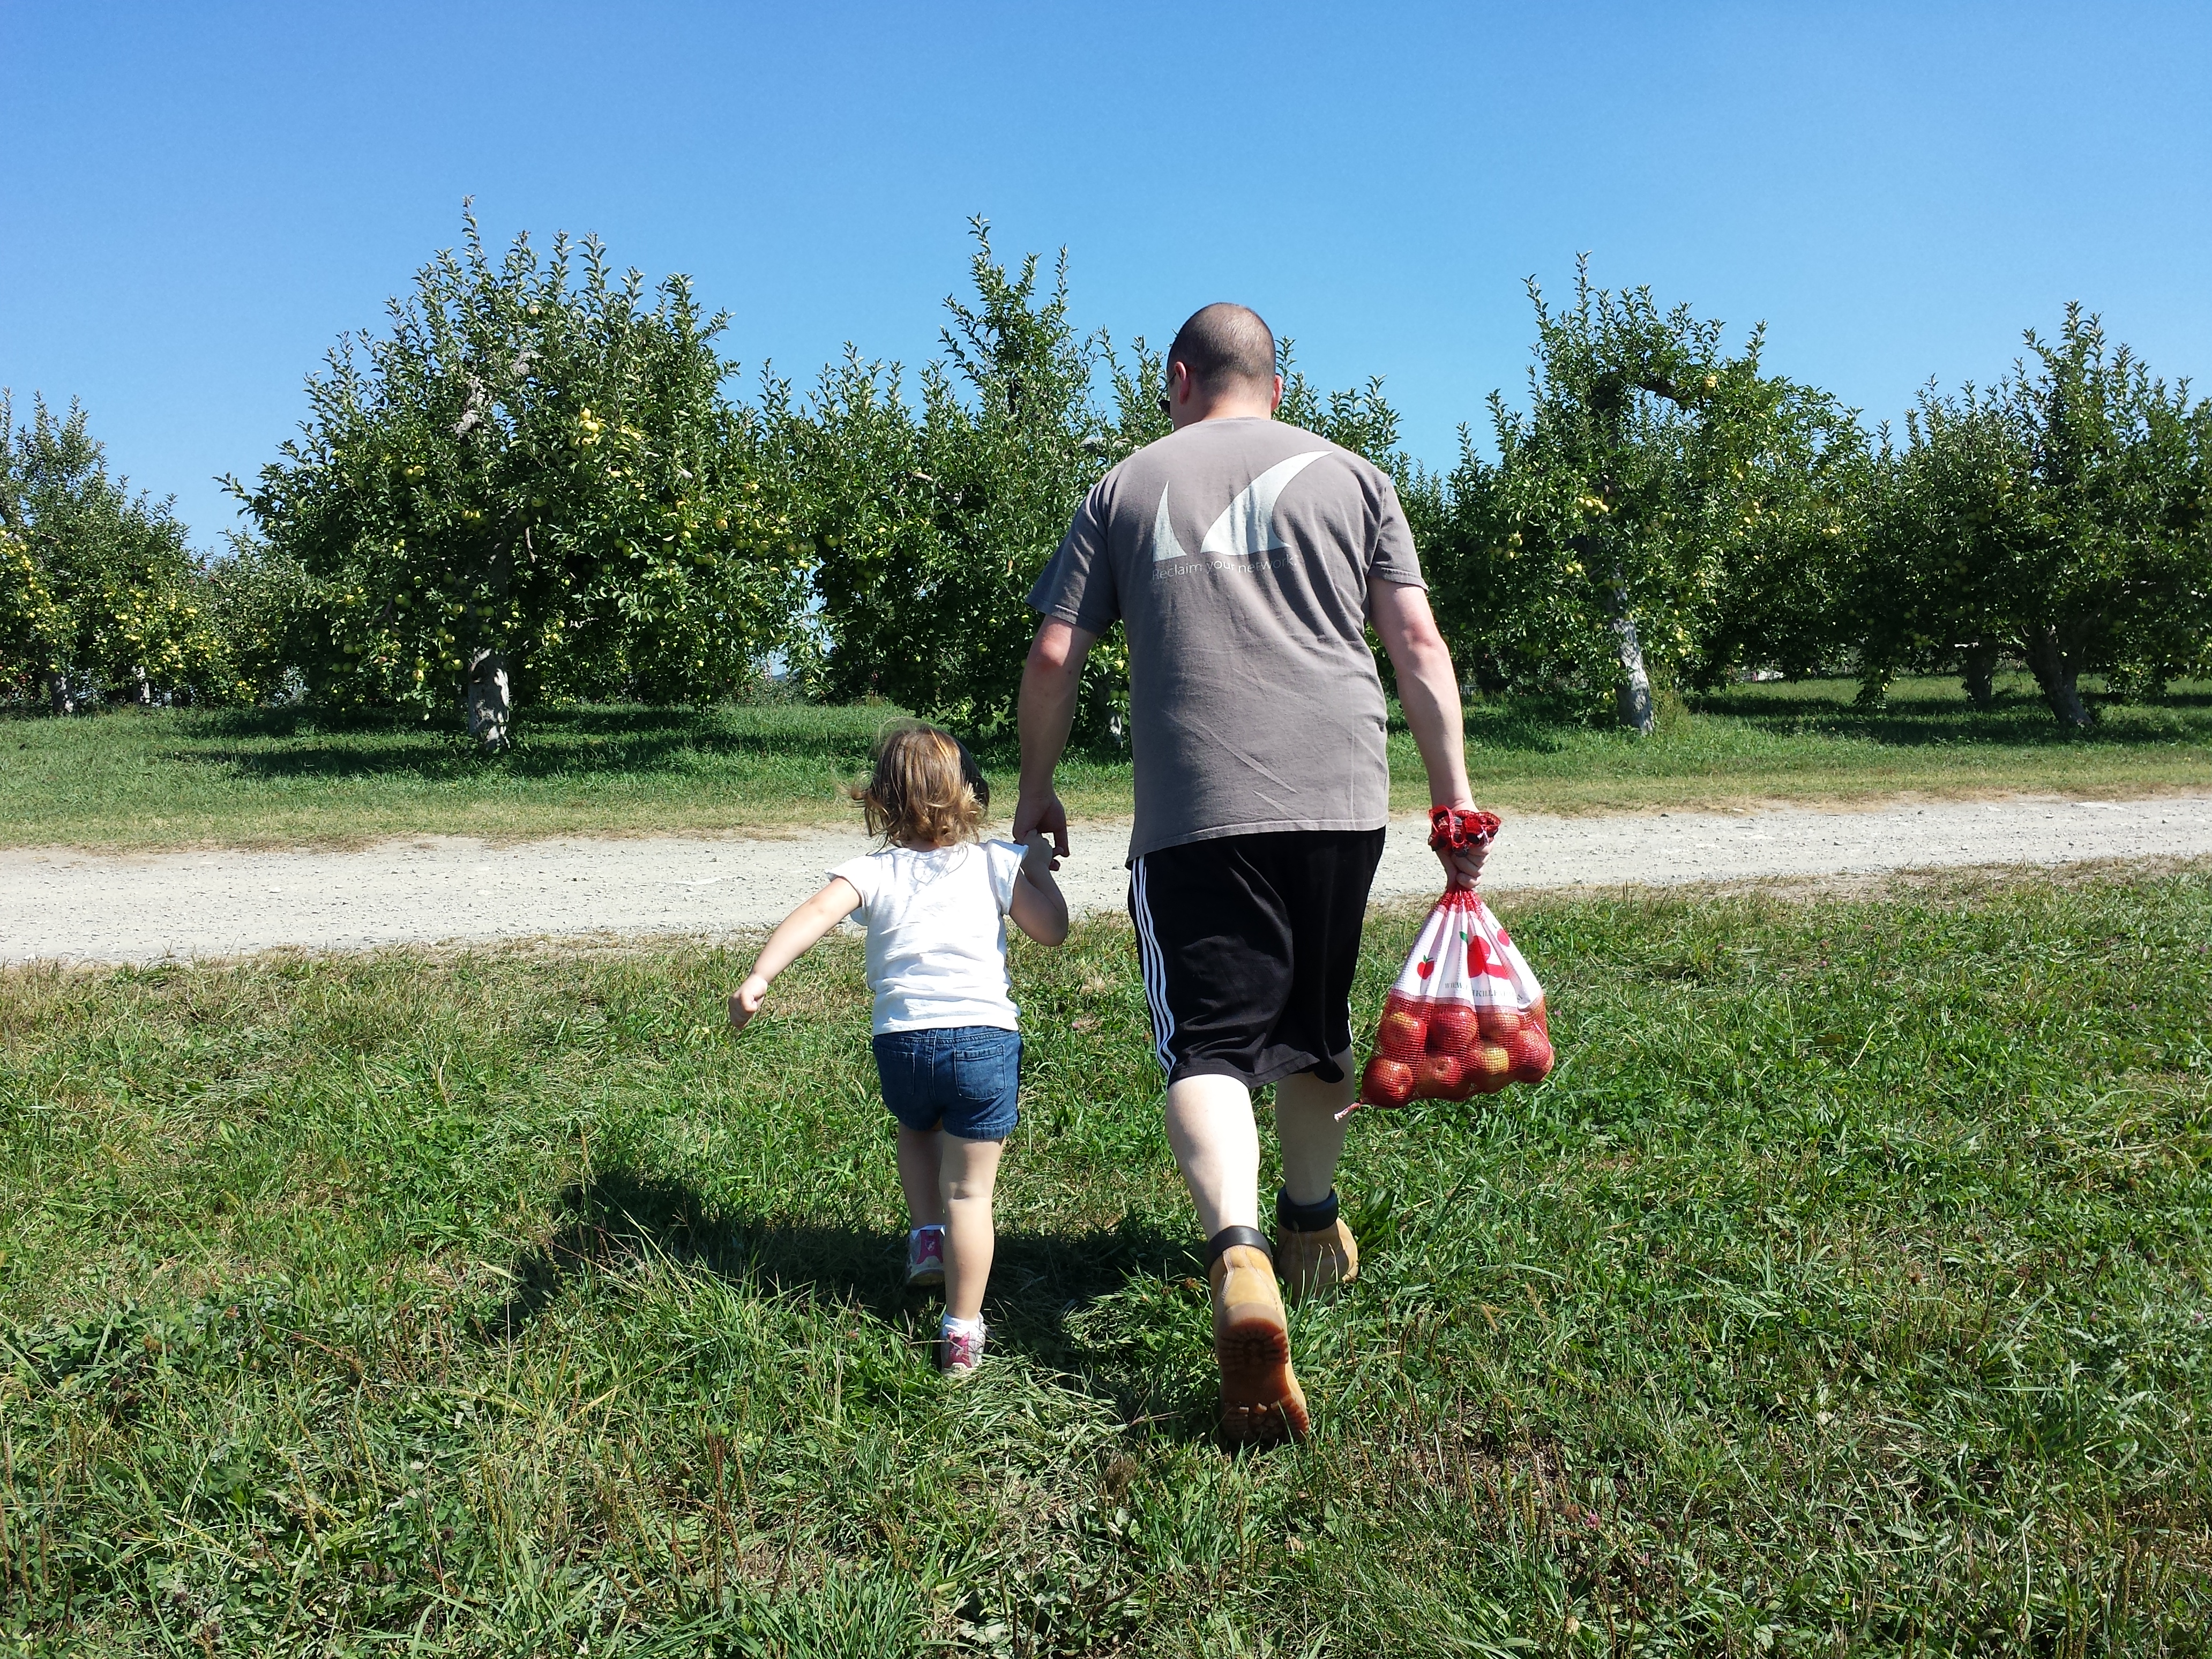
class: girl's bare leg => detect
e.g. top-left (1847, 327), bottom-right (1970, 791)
top-left (896, 1125), bottom-right (945, 1230)
top-left (938, 1133), bottom-right (1005, 1324)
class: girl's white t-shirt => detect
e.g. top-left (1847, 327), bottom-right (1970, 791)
top-left (828, 840), bottom-right (1026, 1034)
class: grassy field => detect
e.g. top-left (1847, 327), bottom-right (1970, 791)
top-left (2, 672), bottom-right (2207, 851)
top-left (4, 867), bottom-right (2209, 1653)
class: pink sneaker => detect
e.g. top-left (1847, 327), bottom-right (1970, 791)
top-left (938, 1318), bottom-right (986, 1375)
top-left (905, 1226), bottom-right (945, 1289)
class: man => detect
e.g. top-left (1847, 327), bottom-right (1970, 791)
top-left (1013, 302), bottom-right (1487, 1446)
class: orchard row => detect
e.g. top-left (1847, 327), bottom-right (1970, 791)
top-left (6, 220), bottom-right (2207, 742)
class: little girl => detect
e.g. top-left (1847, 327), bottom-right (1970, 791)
top-left (727, 721), bottom-right (1068, 1374)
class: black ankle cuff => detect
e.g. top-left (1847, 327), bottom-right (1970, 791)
top-left (1205, 1225), bottom-right (1273, 1266)
top-left (1276, 1188), bottom-right (1341, 1232)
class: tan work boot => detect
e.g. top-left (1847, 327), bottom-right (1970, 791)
top-left (1207, 1228), bottom-right (1309, 1447)
top-left (1275, 1189), bottom-right (1358, 1301)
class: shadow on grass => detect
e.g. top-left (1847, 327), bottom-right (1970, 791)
top-left (141, 686), bottom-right (2212, 788)
top-left (1456, 681), bottom-right (2212, 756)
top-left (1686, 682), bottom-right (2212, 749)
top-left (478, 1167), bottom-right (1213, 1436)
top-left (1455, 697), bottom-right (1579, 756)
top-left (167, 705), bottom-right (878, 783)
top-left (162, 704), bottom-right (1132, 784)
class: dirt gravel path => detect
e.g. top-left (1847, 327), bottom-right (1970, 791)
top-left (4, 793), bottom-right (2208, 966)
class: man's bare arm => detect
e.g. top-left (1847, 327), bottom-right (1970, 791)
top-left (1369, 578), bottom-right (1485, 888)
top-left (1012, 618), bottom-right (1096, 864)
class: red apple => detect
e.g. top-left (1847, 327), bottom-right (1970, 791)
top-left (1425, 1002), bottom-right (1477, 1056)
top-left (1468, 1042), bottom-right (1513, 1095)
top-left (1413, 1054), bottom-right (1463, 1099)
top-left (1476, 1004), bottom-right (1525, 1042)
top-left (1377, 1004), bottom-right (1428, 1060)
top-left (1504, 1027), bottom-right (1553, 1083)
top-left (1527, 998), bottom-right (1549, 1034)
top-left (1362, 1056), bottom-right (1415, 1109)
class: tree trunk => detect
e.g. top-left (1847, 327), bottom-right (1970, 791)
top-left (460, 518), bottom-right (517, 751)
top-left (1612, 614), bottom-right (1655, 735)
top-left (1580, 535), bottom-right (1657, 737)
top-left (1960, 642), bottom-right (1999, 709)
top-left (46, 671), bottom-right (74, 716)
top-left (465, 649), bottom-right (512, 750)
top-left (2022, 627), bottom-right (2093, 729)
top-left (1608, 579), bottom-right (1656, 736)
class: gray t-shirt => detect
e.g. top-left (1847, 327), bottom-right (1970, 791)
top-left (1028, 416), bottom-right (1425, 861)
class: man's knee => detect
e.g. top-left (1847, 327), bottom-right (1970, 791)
top-left (1167, 1071), bottom-right (1255, 1115)
top-left (1279, 1051), bottom-right (1357, 1104)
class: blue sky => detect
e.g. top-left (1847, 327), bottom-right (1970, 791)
top-left (3, 1), bottom-right (2207, 545)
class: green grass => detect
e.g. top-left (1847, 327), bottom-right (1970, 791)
top-left (5, 868), bottom-right (2210, 1653)
top-left (0, 700), bottom-right (1139, 853)
top-left (3, 671), bottom-right (2207, 850)
top-left (1466, 671), bottom-right (2212, 814)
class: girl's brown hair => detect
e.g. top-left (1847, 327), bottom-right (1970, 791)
top-left (852, 721), bottom-right (989, 847)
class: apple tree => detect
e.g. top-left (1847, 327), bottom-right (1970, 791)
top-left (231, 214), bottom-right (808, 748)
top-left (198, 533), bottom-right (312, 706)
top-left (1426, 262), bottom-right (1870, 726)
top-left (1853, 309), bottom-right (2211, 726)
top-left (1424, 264), bottom-right (1745, 729)
top-left (0, 393), bottom-right (230, 712)
top-left (789, 228), bottom-right (1420, 745)
top-left (789, 225), bottom-right (1131, 741)
top-left (1687, 378), bottom-right (1871, 687)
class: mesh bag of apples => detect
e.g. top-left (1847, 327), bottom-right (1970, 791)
top-left (1355, 808), bottom-right (1553, 1111)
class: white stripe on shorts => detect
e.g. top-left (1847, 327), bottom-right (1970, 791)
top-left (1130, 857), bottom-right (1176, 1077)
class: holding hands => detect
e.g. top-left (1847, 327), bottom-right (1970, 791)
top-left (1019, 829), bottom-right (1060, 881)
top-left (1008, 831), bottom-right (1071, 945)
top-left (1011, 790), bottom-right (1070, 871)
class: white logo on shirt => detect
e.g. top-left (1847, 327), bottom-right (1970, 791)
top-left (1149, 482), bottom-right (1189, 563)
top-left (1149, 450), bottom-right (1328, 564)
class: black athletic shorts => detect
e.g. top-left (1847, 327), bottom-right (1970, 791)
top-left (1127, 828), bottom-right (1386, 1089)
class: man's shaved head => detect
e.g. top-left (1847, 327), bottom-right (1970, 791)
top-left (1168, 303), bottom-right (1276, 393)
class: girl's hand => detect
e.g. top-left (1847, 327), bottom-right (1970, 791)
top-left (728, 975), bottom-right (771, 1033)
top-left (727, 878), bottom-right (860, 1036)
top-left (1020, 832), bottom-right (1059, 879)
top-left (1011, 833), bottom-right (1071, 945)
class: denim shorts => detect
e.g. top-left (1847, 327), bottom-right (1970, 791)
top-left (872, 1026), bottom-right (1021, 1141)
